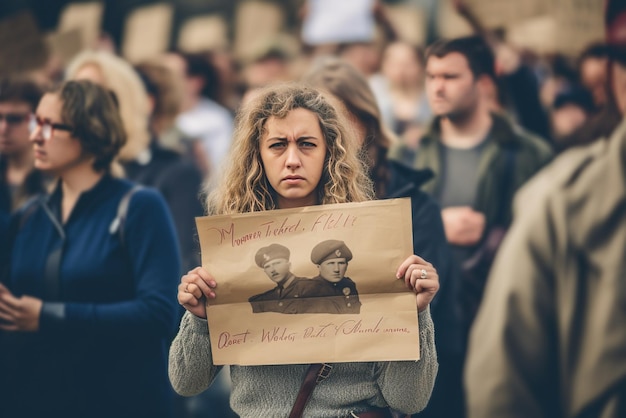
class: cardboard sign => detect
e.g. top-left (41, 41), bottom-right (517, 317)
top-left (58, 1), bottom-right (104, 50)
top-left (122, 3), bottom-right (173, 63)
top-left (46, 29), bottom-right (83, 66)
top-left (0, 11), bottom-right (48, 75)
top-left (462, 0), bottom-right (551, 28)
top-left (507, 16), bottom-right (558, 54)
top-left (436, 0), bottom-right (474, 39)
top-left (507, 0), bottom-right (604, 56)
top-left (196, 199), bottom-right (419, 366)
top-left (437, 0), bottom-right (550, 38)
top-left (234, 1), bottom-right (284, 60)
top-left (301, 0), bottom-right (376, 45)
top-left (386, 3), bottom-right (427, 46)
top-left (177, 14), bottom-right (229, 53)
top-left (553, 0), bottom-right (604, 56)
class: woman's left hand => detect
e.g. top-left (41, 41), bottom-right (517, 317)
top-left (0, 283), bottom-right (43, 332)
top-left (396, 255), bottom-right (440, 312)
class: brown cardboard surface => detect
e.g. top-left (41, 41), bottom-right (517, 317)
top-left (234, 1), bottom-right (284, 60)
top-left (507, 0), bottom-right (604, 56)
top-left (58, 1), bottom-right (104, 50)
top-left (386, 4), bottom-right (427, 46)
top-left (46, 28), bottom-right (83, 66)
top-left (177, 14), bottom-right (229, 52)
top-left (122, 3), bottom-right (173, 63)
top-left (0, 11), bottom-right (48, 75)
top-left (196, 199), bottom-right (420, 365)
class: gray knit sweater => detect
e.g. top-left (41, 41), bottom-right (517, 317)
top-left (169, 309), bottom-right (438, 417)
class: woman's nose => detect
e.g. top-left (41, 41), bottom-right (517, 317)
top-left (29, 125), bottom-right (43, 142)
top-left (285, 145), bottom-right (301, 169)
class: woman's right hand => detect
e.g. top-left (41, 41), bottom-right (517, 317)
top-left (178, 267), bottom-right (217, 319)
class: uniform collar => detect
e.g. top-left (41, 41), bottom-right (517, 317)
top-left (277, 273), bottom-right (296, 289)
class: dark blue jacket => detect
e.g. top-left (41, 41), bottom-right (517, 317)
top-left (385, 161), bottom-right (461, 357)
top-left (0, 175), bottom-right (181, 418)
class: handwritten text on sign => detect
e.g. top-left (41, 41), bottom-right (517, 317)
top-left (207, 212), bottom-right (358, 248)
top-left (217, 316), bottom-right (415, 349)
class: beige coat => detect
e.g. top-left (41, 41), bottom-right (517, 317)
top-left (465, 118), bottom-right (626, 418)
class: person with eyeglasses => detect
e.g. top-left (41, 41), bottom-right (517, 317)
top-left (0, 77), bottom-right (47, 220)
top-left (0, 79), bottom-right (181, 418)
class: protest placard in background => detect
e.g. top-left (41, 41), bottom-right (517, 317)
top-left (46, 28), bottom-right (83, 67)
top-left (234, 0), bottom-right (284, 61)
top-left (386, 3), bottom-right (427, 46)
top-left (196, 199), bottom-right (419, 366)
top-left (464, 0), bottom-right (551, 29)
top-left (301, 0), bottom-right (377, 45)
top-left (58, 1), bottom-right (104, 51)
top-left (436, 0), bottom-right (474, 39)
top-left (507, 0), bottom-right (603, 55)
top-left (438, 0), bottom-right (604, 56)
top-left (177, 14), bottom-right (229, 53)
top-left (506, 16), bottom-right (557, 55)
top-left (438, 0), bottom-right (552, 38)
top-left (0, 11), bottom-right (48, 75)
top-left (122, 3), bottom-right (173, 63)
top-left (551, 0), bottom-right (604, 56)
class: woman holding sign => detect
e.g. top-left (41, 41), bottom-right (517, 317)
top-left (169, 84), bottom-right (439, 417)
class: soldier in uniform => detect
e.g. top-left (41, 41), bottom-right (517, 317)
top-left (248, 243), bottom-right (312, 314)
top-left (306, 240), bottom-right (362, 314)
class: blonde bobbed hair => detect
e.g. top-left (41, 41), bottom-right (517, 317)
top-left (66, 50), bottom-right (150, 162)
top-left (207, 83), bottom-right (374, 215)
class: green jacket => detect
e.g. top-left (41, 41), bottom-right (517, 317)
top-left (389, 113), bottom-right (553, 231)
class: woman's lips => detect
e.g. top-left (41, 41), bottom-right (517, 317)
top-left (282, 176), bottom-right (304, 184)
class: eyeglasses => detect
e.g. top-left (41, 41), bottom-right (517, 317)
top-left (0, 112), bottom-right (30, 125)
top-left (31, 116), bottom-right (73, 141)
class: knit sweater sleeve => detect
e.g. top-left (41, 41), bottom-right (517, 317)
top-left (376, 307), bottom-right (438, 414)
top-left (168, 311), bottom-right (222, 396)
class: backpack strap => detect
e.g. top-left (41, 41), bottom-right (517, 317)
top-left (17, 194), bottom-right (44, 230)
top-left (109, 185), bottom-right (143, 249)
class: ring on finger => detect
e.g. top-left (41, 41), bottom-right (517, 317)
top-left (420, 268), bottom-right (428, 279)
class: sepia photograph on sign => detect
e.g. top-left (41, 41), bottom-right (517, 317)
top-left (195, 198), bottom-right (420, 366)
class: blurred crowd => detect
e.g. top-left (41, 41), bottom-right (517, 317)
top-left (1, 0), bottom-right (624, 417)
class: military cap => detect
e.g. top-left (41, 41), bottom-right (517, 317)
top-left (310, 240), bottom-right (353, 264)
top-left (255, 243), bottom-right (290, 267)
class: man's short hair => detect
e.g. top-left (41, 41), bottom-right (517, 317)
top-left (580, 43), bottom-right (611, 61)
top-left (425, 35), bottom-right (496, 81)
top-left (0, 77), bottom-right (43, 110)
top-left (181, 52), bottom-right (220, 101)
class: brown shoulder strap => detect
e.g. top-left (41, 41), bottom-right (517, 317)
top-left (288, 363), bottom-right (332, 418)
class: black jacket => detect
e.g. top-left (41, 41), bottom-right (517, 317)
top-left (384, 161), bottom-right (461, 357)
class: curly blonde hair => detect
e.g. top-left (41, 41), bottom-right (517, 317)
top-left (207, 83), bottom-right (373, 215)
